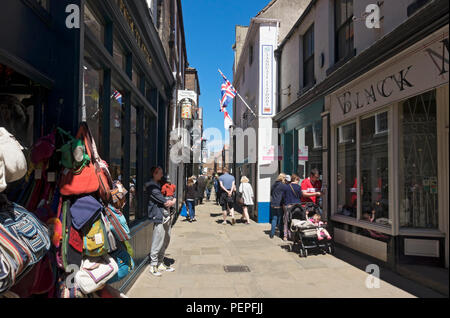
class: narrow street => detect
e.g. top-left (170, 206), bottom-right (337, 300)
top-left (127, 201), bottom-right (443, 298)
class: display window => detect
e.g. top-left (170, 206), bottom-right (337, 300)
top-left (399, 90), bottom-right (438, 229)
top-left (113, 39), bottom-right (126, 71)
top-left (336, 122), bottom-right (357, 218)
top-left (360, 111), bottom-right (390, 227)
top-left (84, 4), bottom-right (104, 43)
top-left (110, 86), bottom-right (124, 183)
top-left (83, 57), bottom-right (103, 151)
top-left (129, 105), bottom-right (138, 222)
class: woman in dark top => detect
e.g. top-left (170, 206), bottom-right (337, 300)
top-left (184, 177), bottom-right (197, 222)
top-left (270, 173), bottom-right (286, 239)
top-left (281, 174), bottom-right (302, 241)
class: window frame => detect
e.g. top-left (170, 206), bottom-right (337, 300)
top-left (303, 24), bottom-right (315, 89)
top-left (334, 0), bottom-right (354, 63)
top-left (331, 106), bottom-right (394, 236)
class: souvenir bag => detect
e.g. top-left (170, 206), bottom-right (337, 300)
top-left (99, 212), bottom-right (116, 253)
top-left (104, 204), bottom-right (130, 242)
top-left (59, 200), bottom-right (82, 271)
top-left (70, 195), bottom-right (103, 231)
top-left (74, 255), bottom-right (118, 294)
top-left (56, 128), bottom-right (90, 172)
top-left (107, 244), bottom-right (135, 284)
top-left (0, 127), bottom-right (27, 192)
top-left (31, 132), bottom-right (56, 165)
top-left (57, 275), bottom-right (88, 298)
top-left (0, 223), bottom-right (32, 293)
top-left (0, 203), bottom-right (50, 266)
top-left (110, 181), bottom-right (128, 210)
top-left (83, 219), bottom-right (109, 257)
top-left (59, 125), bottom-right (99, 197)
top-left (81, 123), bottom-right (113, 204)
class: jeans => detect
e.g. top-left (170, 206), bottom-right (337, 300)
top-left (149, 217), bottom-right (172, 266)
top-left (186, 200), bottom-right (196, 219)
top-left (206, 188), bottom-right (211, 200)
top-left (270, 207), bottom-right (283, 237)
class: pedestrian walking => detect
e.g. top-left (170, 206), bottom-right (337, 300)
top-left (238, 176), bottom-right (254, 225)
top-left (213, 173), bottom-right (220, 205)
top-left (146, 167), bottom-right (176, 276)
top-left (205, 176), bottom-right (213, 201)
top-left (185, 177), bottom-right (197, 222)
top-left (270, 173), bottom-right (286, 239)
top-left (219, 167), bottom-right (236, 225)
top-left (197, 173), bottom-right (207, 204)
top-left (281, 174), bottom-right (302, 241)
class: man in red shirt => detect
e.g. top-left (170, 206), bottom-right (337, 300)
top-left (300, 168), bottom-right (322, 204)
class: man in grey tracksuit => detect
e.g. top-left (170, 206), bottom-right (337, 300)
top-left (146, 167), bottom-right (176, 276)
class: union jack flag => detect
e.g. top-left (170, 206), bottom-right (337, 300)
top-left (220, 73), bottom-right (237, 112)
top-left (112, 90), bottom-right (122, 105)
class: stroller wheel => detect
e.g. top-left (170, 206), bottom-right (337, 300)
top-left (327, 244), bottom-right (334, 255)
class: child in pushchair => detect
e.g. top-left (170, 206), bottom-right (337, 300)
top-left (289, 203), bottom-right (334, 257)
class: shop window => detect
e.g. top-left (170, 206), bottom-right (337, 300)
top-left (83, 58), bottom-right (103, 151)
top-left (297, 120), bottom-right (322, 181)
top-left (303, 25), bottom-right (315, 89)
top-left (132, 66), bottom-right (140, 89)
top-left (336, 122), bottom-right (357, 218)
top-left (360, 111), bottom-right (390, 227)
top-left (399, 90), bottom-right (438, 229)
top-left (113, 40), bottom-right (126, 71)
top-left (110, 87), bottom-right (124, 184)
top-left (335, 0), bottom-right (354, 63)
top-left (0, 65), bottom-right (34, 149)
top-left (129, 105), bottom-right (138, 222)
top-left (84, 4), bottom-right (104, 43)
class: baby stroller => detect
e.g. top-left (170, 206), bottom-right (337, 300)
top-left (288, 203), bottom-right (334, 257)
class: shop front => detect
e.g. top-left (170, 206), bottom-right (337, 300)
top-left (280, 98), bottom-right (324, 186)
top-left (326, 26), bottom-right (449, 269)
top-left (1, 0), bottom-right (174, 296)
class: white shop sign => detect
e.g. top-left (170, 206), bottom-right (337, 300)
top-left (177, 90), bottom-right (197, 105)
top-left (330, 27), bottom-right (448, 125)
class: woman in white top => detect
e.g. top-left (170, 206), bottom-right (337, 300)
top-left (238, 176), bottom-right (254, 225)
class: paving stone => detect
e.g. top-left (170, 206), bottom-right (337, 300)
top-left (127, 202), bottom-right (432, 298)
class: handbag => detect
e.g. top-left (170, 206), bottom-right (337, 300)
top-left (70, 195), bottom-right (103, 231)
top-left (104, 205), bottom-right (130, 242)
top-left (74, 255), bottom-right (119, 294)
top-left (100, 212), bottom-right (117, 253)
top-left (0, 203), bottom-right (51, 266)
top-left (110, 180), bottom-right (128, 210)
top-left (57, 275), bottom-right (89, 298)
top-left (107, 245), bottom-right (134, 284)
top-left (59, 125), bottom-right (99, 197)
top-left (31, 132), bottom-right (56, 165)
top-left (0, 127), bottom-right (27, 192)
top-left (56, 128), bottom-right (90, 172)
top-left (83, 219), bottom-right (109, 257)
top-left (0, 223), bottom-right (32, 293)
top-left (81, 123), bottom-right (113, 204)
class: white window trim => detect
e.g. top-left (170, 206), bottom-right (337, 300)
top-left (332, 106), bottom-right (394, 236)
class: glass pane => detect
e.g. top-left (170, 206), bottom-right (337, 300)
top-left (346, 0), bottom-right (353, 19)
top-left (113, 40), bottom-right (125, 71)
top-left (83, 59), bottom-right (103, 150)
top-left (337, 27), bottom-right (347, 61)
top-left (336, 122), bottom-right (357, 218)
top-left (360, 112), bottom-right (390, 227)
top-left (335, 0), bottom-right (347, 28)
top-left (84, 5), bottom-right (104, 43)
top-left (129, 106), bottom-right (137, 222)
top-left (110, 87), bottom-right (123, 183)
top-left (297, 120), bottom-right (322, 181)
top-left (399, 90), bottom-right (438, 228)
top-left (132, 67), bottom-right (140, 88)
top-left (304, 58), bottom-right (315, 88)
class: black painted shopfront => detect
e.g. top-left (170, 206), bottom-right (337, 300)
top-left (1, 0), bottom-right (174, 292)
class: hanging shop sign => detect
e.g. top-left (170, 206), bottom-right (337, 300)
top-left (261, 45), bottom-right (274, 116)
top-left (180, 98), bottom-right (193, 120)
top-left (329, 27), bottom-right (448, 125)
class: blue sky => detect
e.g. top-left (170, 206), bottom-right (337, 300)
top-left (181, 0), bottom-right (268, 153)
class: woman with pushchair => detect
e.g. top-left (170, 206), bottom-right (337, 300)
top-left (281, 174), bottom-right (302, 241)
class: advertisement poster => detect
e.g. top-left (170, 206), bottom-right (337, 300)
top-left (298, 146), bottom-right (309, 161)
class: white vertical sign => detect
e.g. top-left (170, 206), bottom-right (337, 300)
top-left (261, 45), bottom-right (274, 116)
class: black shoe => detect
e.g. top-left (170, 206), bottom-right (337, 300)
top-left (269, 235), bottom-right (274, 239)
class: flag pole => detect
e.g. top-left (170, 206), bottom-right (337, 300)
top-left (218, 69), bottom-right (258, 119)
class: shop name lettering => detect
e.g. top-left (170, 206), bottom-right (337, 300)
top-left (336, 65), bottom-right (414, 115)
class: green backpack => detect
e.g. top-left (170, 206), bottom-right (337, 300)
top-left (57, 128), bottom-right (90, 173)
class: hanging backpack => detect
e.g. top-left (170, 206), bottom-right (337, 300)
top-left (0, 127), bottom-right (27, 193)
top-left (104, 205), bottom-right (130, 242)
